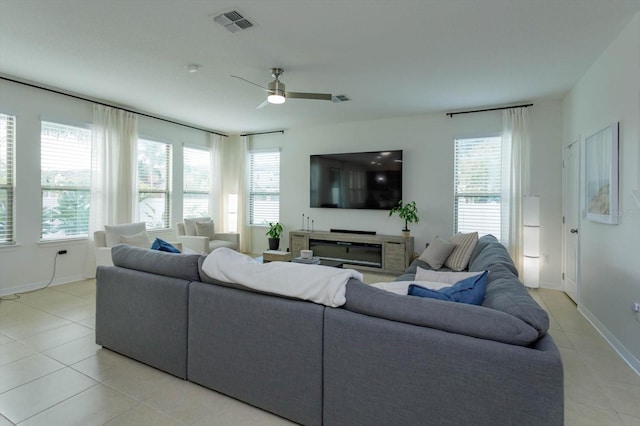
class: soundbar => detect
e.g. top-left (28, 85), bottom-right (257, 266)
top-left (330, 228), bottom-right (377, 235)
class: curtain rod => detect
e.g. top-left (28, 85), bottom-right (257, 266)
top-left (240, 130), bottom-right (285, 137)
top-left (446, 103), bottom-right (533, 117)
top-left (0, 75), bottom-right (229, 137)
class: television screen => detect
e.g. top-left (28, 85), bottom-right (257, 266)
top-left (310, 150), bottom-right (402, 209)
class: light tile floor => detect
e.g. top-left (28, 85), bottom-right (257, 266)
top-left (0, 278), bottom-right (638, 425)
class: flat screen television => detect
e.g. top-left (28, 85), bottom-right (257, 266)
top-left (310, 150), bottom-right (402, 209)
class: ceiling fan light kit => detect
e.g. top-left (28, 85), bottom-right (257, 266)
top-left (267, 74), bottom-right (286, 104)
top-left (233, 68), bottom-right (333, 107)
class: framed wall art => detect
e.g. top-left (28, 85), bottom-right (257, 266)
top-left (584, 122), bottom-right (619, 224)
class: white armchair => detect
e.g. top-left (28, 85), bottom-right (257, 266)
top-left (94, 222), bottom-right (147, 267)
top-left (176, 217), bottom-right (239, 254)
top-left (94, 222), bottom-right (182, 267)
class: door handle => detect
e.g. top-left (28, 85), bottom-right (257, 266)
top-left (570, 228), bottom-right (578, 234)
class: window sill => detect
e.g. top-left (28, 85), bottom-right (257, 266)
top-left (38, 238), bottom-right (88, 247)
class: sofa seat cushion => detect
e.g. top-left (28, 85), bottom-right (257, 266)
top-left (344, 280), bottom-right (539, 346)
top-left (111, 244), bottom-right (201, 282)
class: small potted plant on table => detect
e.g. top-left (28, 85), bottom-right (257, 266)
top-left (389, 200), bottom-right (419, 237)
top-left (266, 222), bottom-right (284, 250)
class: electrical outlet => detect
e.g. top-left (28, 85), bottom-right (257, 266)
top-left (58, 250), bottom-right (67, 255)
top-left (633, 303), bottom-right (640, 322)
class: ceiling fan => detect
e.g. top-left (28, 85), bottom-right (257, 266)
top-left (232, 68), bottom-right (332, 108)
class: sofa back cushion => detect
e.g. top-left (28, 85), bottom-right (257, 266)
top-left (111, 244), bottom-right (201, 282)
top-left (483, 277), bottom-right (549, 337)
top-left (468, 235), bottom-right (518, 277)
top-left (467, 234), bottom-right (549, 336)
top-left (343, 280), bottom-right (539, 346)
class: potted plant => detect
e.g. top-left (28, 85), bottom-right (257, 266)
top-left (266, 222), bottom-right (284, 250)
top-left (389, 200), bottom-right (419, 237)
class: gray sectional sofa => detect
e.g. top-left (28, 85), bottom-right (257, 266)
top-left (95, 235), bottom-right (563, 426)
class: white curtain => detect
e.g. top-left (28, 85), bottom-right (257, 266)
top-left (209, 133), bottom-right (224, 227)
top-left (237, 136), bottom-right (251, 252)
top-left (501, 107), bottom-right (531, 276)
top-left (86, 104), bottom-right (138, 276)
top-left (211, 134), bottom-right (251, 252)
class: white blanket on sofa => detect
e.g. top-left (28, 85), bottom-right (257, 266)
top-left (201, 248), bottom-right (364, 307)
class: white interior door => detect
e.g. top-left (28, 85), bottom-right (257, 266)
top-left (562, 141), bottom-right (580, 303)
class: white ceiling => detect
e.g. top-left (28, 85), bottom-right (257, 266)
top-left (1, 0), bottom-right (639, 134)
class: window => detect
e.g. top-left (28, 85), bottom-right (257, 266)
top-left (0, 114), bottom-right (15, 244)
top-left (183, 146), bottom-right (211, 218)
top-left (249, 150), bottom-right (280, 225)
top-left (41, 121), bottom-right (92, 240)
top-left (138, 139), bottom-right (172, 230)
top-left (454, 136), bottom-right (502, 240)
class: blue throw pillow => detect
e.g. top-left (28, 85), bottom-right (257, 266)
top-left (408, 271), bottom-right (488, 305)
top-left (151, 238), bottom-right (180, 253)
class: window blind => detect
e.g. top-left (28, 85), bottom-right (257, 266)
top-left (183, 146), bottom-right (211, 218)
top-left (454, 137), bottom-right (502, 240)
top-left (0, 114), bottom-right (15, 244)
top-left (249, 150), bottom-right (280, 225)
top-left (41, 121), bottom-right (92, 240)
top-left (138, 139), bottom-right (172, 230)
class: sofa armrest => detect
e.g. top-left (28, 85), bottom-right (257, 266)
top-left (176, 235), bottom-right (209, 253)
top-left (95, 247), bottom-right (113, 267)
top-left (167, 241), bottom-right (183, 252)
top-left (214, 232), bottom-right (240, 249)
top-left (94, 230), bottom-right (107, 248)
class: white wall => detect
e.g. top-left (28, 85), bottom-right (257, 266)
top-left (0, 80), bottom-right (210, 295)
top-left (0, 77), bottom-right (565, 294)
top-left (250, 100), bottom-right (564, 289)
top-left (563, 12), bottom-right (640, 370)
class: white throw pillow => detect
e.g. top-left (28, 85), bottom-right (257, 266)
top-left (104, 222), bottom-right (146, 247)
top-left (419, 238), bottom-right (456, 269)
top-left (195, 220), bottom-right (215, 239)
top-left (443, 232), bottom-right (478, 271)
top-left (415, 266), bottom-right (484, 285)
top-left (184, 217), bottom-right (212, 236)
top-left (119, 230), bottom-right (151, 248)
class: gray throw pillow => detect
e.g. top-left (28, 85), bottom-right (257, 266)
top-left (195, 220), bottom-right (215, 239)
top-left (418, 238), bottom-right (456, 269)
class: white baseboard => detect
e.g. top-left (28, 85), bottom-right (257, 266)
top-left (0, 274), bottom-right (87, 297)
top-left (579, 304), bottom-right (640, 376)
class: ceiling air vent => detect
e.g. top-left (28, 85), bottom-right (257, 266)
top-left (332, 95), bottom-right (350, 103)
top-left (213, 10), bottom-right (254, 33)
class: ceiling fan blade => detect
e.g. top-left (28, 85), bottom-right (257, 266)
top-left (285, 91), bottom-right (332, 101)
top-left (256, 99), bottom-right (269, 109)
top-left (231, 75), bottom-right (268, 91)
